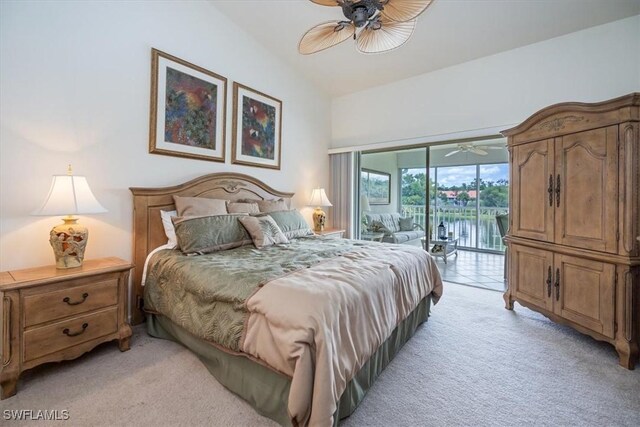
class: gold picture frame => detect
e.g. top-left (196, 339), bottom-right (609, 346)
top-left (231, 82), bottom-right (282, 170)
top-left (149, 48), bottom-right (227, 162)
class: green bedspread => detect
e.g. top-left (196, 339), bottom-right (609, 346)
top-left (144, 237), bottom-right (373, 351)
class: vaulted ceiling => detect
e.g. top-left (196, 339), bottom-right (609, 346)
top-left (212, 0), bottom-right (639, 97)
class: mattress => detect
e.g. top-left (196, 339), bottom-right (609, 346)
top-left (144, 237), bottom-right (443, 425)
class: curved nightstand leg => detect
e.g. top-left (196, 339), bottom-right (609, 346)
top-left (118, 324), bottom-right (132, 352)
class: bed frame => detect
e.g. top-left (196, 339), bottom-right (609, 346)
top-left (129, 172), bottom-right (294, 324)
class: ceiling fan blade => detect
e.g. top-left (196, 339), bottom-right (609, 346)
top-left (309, 0), bottom-right (341, 6)
top-left (356, 17), bottom-right (415, 54)
top-left (445, 150), bottom-right (462, 157)
top-left (471, 148), bottom-right (489, 155)
top-left (298, 21), bottom-right (356, 55)
top-left (381, 0), bottom-right (434, 22)
top-left (485, 146), bottom-right (504, 150)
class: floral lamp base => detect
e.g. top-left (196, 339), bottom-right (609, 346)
top-left (313, 208), bottom-right (327, 232)
top-left (49, 217), bottom-right (88, 269)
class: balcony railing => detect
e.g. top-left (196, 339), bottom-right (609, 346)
top-left (401, 205), bottom-right (508, 252)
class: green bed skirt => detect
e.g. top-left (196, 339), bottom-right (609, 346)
top-left (146, 295), bottom-right (432, 426)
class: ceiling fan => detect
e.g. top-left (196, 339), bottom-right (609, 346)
top-left (444, 143), bottom-right (504, 157)
top-left (299, 0), bottom-right (434, 55)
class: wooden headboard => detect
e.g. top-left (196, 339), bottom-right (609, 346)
top-left (129, 172), bottom-right (294, 324)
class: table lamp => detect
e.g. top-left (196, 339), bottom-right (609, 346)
top-left (32, 165), bottom-right (107, 269)
top-left (309, 188), bottom-right (332, 232)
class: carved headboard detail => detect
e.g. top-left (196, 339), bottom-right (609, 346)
top-left (129, 172), bottom-right (294, 324)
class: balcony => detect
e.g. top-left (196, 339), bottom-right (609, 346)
top-left (401, 205), bottom-right (507, 252)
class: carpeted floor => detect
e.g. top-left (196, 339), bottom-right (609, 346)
top-left (2, 283), bottom-right (639, 426)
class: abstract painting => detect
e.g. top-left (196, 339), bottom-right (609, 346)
top-left (149, 48), bottom-right (226, 162)
top-left (232, 82), bottom-right (282, 170)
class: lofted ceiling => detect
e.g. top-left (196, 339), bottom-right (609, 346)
top-left (212, 0), bottom-right (640, 97)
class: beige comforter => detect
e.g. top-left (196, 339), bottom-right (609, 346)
top-left (242, 243), bottom-right (443, 426)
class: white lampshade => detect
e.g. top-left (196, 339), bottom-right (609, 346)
top-left (33, 174), bottom-right (107, 216)
top-left (360, 195), bottom-right (371, 212)
top-left (309, 188), bottom-right (332, 207)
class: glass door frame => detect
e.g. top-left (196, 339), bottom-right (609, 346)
top-left (357, 134), bottom-right (505, 248)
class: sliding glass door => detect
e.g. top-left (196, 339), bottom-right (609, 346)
top-left (429, 142), bottom-right (508, 253)
top-left (358, 140), bottom-right (508, 254)
top-left (360, 148), bottom-right (429, 245)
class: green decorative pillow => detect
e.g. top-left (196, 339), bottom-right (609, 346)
top-left (267, 210), bottom-right (313, 239)
top-left (172, 214), bottom-right (252, 255)
top-left (238, 215), bottom-right (289, 249)
top-left (399, 217), bottom-right (414, 231)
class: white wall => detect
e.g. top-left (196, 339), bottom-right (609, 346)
top-left (0, 1), bottom-right (332, 271)
top-left (332, 15), bottom-right (640, 149)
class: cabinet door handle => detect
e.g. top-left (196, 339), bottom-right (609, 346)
top-left (547, 175), bottom-right (554, 207)
top-left (63, 293), bottom-right (89, 306)
top-left (556, 174), bottom-right (561, 207)
top-left (63, 323), bottom-right (88, 337)
top-left (546, 266), bottom-right (552, 297)
top-left (554, 268), bottom-right (560, 301)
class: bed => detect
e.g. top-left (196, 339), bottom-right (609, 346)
top-left (130, 173), bottom-right (443, 426)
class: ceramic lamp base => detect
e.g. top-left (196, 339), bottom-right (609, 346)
top-left (49, 217), bottom-right (88, 269)
top-left (313, 208), bottom-right (326, 232)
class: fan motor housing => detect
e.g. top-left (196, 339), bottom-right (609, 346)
top-left (342, 0), bottom-right (382, 27)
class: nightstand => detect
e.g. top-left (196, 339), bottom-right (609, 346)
top-left (0, 257), bottom-right (132, 399)
top-left (314, 228), bottom-right (346, 239)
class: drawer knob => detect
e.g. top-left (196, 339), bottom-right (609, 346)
top-left (63, 323), bottom-right (88, 337)
top-left (63, 293), bottom-right (89, 306)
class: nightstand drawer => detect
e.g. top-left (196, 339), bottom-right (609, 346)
top-left (24, 279), bottom-right (118, 327)
top-left (24, 307), bottom-right (118, 362)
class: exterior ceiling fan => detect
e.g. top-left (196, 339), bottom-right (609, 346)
top-left (299, 0), bottom-right (434, 55)
top-left (445, 143), bottom-right (504, 157)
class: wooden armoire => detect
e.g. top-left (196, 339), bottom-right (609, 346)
top-left (503, 93), bottom-right (639, 369)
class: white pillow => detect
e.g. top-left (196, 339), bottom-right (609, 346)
top-left (160, 210), bottom-right (178, 248)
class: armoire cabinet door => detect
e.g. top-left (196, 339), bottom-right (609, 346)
top-left (510, 244), bottom-right (553, 312)
top-left (511, 139), bottom-right (555, 242)
top-left (555, 126), bottom-right (618, 253)
top-left (553, 254), bottom-right (615, 339)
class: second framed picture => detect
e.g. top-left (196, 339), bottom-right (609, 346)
top-left (232, 82), bottom-right (282, 170)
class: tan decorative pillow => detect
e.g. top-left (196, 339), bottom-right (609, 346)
top-left (227, 202), bottom-right (260, 214)
top-left (173, 196), bottom-right (227, 217)
top-left (256, 199), bottom-right (289, 213)
top-left (238, 215), bottom-right (289, 249)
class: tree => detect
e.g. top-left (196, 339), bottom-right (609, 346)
top-left (400, 170), bottom-right (435, 206)
top-left (480, 185), bottom-right (508, 207)
top-left (456, 191), bottom-right (470, 206)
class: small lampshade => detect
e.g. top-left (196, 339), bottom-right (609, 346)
top-left (33, 167), bottom-right (107, 269)
top-left (33, 175), bottom-right (107, 216)
top-left (309, 188), bottom-right (332, 207)
top-left (360, 195), bottom-right (371, 212)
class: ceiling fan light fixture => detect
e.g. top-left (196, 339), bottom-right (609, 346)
top-left (301, 0), bottom-right (434, 55)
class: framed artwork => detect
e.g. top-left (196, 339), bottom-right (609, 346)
top-left (232, 82), bottom-right (282, 170)
top-left (149, 48), bottom-right (227, 162)
top-left (361, 169), bottom-right (391, 205)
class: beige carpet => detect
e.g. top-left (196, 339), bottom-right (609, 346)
top-left (2, 283), bottom-right (639, 426)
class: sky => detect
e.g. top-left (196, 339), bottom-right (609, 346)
top-left (417, 163), bottom-right (509, 187)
